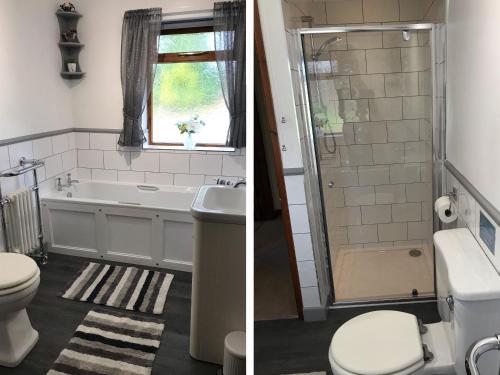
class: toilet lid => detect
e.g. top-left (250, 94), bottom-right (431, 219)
top-left (0, 253), bottom-right (39, 290)
top-left (330, 311), bottom-right (424, 375)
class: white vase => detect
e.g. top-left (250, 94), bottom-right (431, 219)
top-left (184, 133), bottom-right (196, 149)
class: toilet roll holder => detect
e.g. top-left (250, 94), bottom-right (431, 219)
top-left (444, 188), bottom-right (458, 217)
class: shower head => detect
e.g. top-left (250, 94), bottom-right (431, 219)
top-left (312, 36), bottom-right (343, 60)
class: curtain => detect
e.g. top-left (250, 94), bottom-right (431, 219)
top-left (118, 8), bottom-right (162, 147)
top-left (214, 1), bottom-right (246, 148)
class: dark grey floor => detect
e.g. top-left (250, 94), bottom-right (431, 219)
top-left (0, 253), bottom-right (220, 375)
top-left (254, 302), bottom-right (440, 375)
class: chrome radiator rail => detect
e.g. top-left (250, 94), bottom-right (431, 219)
top-left (465, 335), bottom-right (500, 375)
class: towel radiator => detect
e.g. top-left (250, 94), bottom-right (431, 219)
top-left (465, 334), bottom-right (500, 375)
top-left (0, 157), bottom-right (47, 264)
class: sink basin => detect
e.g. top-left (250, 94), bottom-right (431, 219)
top-left (190, 185), bottom-right (246, 224)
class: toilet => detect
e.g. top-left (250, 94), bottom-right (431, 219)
top-left (0, 253), bottom-right (40, 367)
top-left (329, 228), bottom-right (500, 375)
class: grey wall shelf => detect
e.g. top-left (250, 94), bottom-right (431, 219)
top-left (56, 10), bottom-right (85, 80)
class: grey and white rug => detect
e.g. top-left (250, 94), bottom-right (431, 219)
top-left (47, 309), bottom-right (165, 375)
top-left (61, 262), bottom-right (174, 315)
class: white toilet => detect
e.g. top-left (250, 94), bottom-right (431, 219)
top-left (329, 228), bottom-right (500, 375)
top-left (0, 253), bottom-right (40, 367)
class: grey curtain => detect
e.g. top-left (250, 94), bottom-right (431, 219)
top-left (118, 8), bottom-right (162, 147)
top-left (214, 1), bottom-right (246, 148)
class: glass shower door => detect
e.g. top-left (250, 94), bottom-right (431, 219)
top-left (303, 28), bottom-right (435, 302)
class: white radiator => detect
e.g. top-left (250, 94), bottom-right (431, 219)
top-left (4, 188), bottom-right (38, 254)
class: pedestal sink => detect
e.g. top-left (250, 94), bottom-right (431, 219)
top-left (189, 185), bottom-right (246, 365)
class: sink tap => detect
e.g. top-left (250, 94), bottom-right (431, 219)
top-left (234, 178), bottom-right (246, 188)
top-left (465, 334), bottom-right (500, 375)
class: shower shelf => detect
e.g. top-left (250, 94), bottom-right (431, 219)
top-left (56, 10), bottom-right (85, 80)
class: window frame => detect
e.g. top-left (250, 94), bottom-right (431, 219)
top-left (147, 26), bottom-right (227, 148)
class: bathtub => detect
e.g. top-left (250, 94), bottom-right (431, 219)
top-left (41, 181), bottom-right (198, 272)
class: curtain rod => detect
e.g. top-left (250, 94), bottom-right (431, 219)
top-left (162, 9), bottom-right (212, 17)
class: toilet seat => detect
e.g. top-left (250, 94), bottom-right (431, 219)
top-left (0, 254), bottom-right (39, 296)
top-left (329, 311), bottom-right (425, 375)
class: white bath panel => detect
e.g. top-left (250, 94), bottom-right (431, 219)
top-left (41, 182), bottom-right (196, 272)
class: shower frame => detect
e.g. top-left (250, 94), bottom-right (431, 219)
top-left (293, 23), bottom-right (446, 307)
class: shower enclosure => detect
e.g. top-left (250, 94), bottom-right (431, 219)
top-left (295, 24), bottom-right (445, 304)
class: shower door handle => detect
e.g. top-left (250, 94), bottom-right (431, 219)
top-left (328, 181), bottom-right (334, 188)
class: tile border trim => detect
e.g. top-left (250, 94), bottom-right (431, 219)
top-left (0, 128), bottom-right (122, 147)
top-left (283, 167), bottom-right (305, 176)
top-left (445, 160), bottom-right (500, 227)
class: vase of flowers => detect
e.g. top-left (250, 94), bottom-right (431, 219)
top-left (176, 115), bottom-right (205, 150)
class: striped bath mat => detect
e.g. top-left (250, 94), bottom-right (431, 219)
top-left (61, 262), bottom-right (174, 315)
top-left (47, 309), bottom-right (164, 375)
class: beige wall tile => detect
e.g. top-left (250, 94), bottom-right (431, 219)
top-left (422, 202), bottom-right (433, 221)
top-left (419, 120), bottom-right (432, 141)
top-left (333, 76), bottom-right (351, 99)
top-left (309, 2), bottom-right (328, 24)
top-left (330, 226), bottom-right (348, 245)
top-left (358, 165), bottom-right (390, 186)
top-left (392, 202), bottom-right (422, 222)
top-left (375, 184), bottom-right (406, 204)
top-left (382, 31), bottom-right (419, 48)
top-left (364, 241), bottom-right (394, 249)
top-left (385, 72), bottom-right (419, 97)
top-left (408, 221), bottom-right (433, 240)
top-left (363, 0), bottom-right (400, 22)
top-left (406, 182), bottom-right (432, 202)
top-left (366, 49), bottom-right (402, 74)
top-left (328, 206), bottom-right (362, 226)
top-left (399, 0), bottom-right (433, 21)
top-left (324, 187), bottom-right (345, 208)
top-left (325, 0), bottom-right (364, 25)
top-left (339, 99), bottom-right (370, 122)
top-left (405, 141), bottom-right (430, 163)
top-left (325, 166), bottom-right (359, 187)
top-left (403, 96), bottom-right (426, 119)
top-left (361, 205), bottom-right (392, 224)
top-left (387, 120), bottom-right (420, 142)
top-left (390, 163), bottom-right (421, 183)
top-left (332, 50), bottom-right (367, 75)
top-left (350, 74), bottom-right (385, 99)
top-left (340, 144), bottom-right (373, 166)
top-left (420, 162), bottom-right (432, 182)
top-left (369, 97), bottom-right (403, 121)
top-left (347, 32), bottom-right (382, 50)
top-left (348, 224), bottom-right (378, 244)
top-left (418, 71), bottom-right (432, 95)
top-left (378, 222), bottom-right (408, 241)
top-left (354, 122), bottom-right (388, 144)
top-left (401, 47), bottom-right (430, 72)
top-left (372, 142), bottom-right (405, 164)
top-left (424, 0), bottom-right (445, 22)
top-left (335, 123), bottom-right (356, 145)
top-left (344, 186), bottom-right (375, 206)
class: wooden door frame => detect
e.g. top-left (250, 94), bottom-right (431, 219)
top-left (255, 1), bottom-right (304, 320)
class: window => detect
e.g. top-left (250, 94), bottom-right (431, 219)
top-left (147, 26), bottom-right (230, 147)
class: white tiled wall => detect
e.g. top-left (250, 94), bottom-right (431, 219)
top-left (0, 132), bottom-right (78, 251)
top-left (75, 132), bottom-right (246, 187)
top-left (0, 130), bottom-right (246, 251)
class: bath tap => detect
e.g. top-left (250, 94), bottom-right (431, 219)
top-left (465, 334), bottom-right (500, 375)
top-left (56, 173), bottom-right (79, 191)
top-left (234, 178), bottom-right (246, 188)
top-left (66, 173), bottom-right (79, 186)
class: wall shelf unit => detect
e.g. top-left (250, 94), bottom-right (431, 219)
top-left (56, 10), bottom-right (85, 80)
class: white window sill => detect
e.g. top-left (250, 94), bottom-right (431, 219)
top-left (141, 144), bottom-right (237, 153)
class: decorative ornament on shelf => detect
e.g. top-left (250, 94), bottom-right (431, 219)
top-left (176, 115), bottom-right (205, 150)
top-left (59, 2), bottom-right (76, 12)
top-left (62, 29), bottom-right (78, 42)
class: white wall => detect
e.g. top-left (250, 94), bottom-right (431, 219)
top-left (72, 0), bottom-right (216, 130)
top-left (447, 0), bottom-right (500, 209)
top-left (0, 0), bottom-right (74, 139)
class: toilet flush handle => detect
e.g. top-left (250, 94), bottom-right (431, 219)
top-left (446, 295), bottom-right (454, 312)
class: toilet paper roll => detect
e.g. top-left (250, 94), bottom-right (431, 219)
top-left (434, 195), bottom-right (458, 223)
